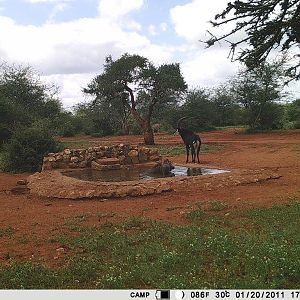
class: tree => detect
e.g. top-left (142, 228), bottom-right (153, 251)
top-left (286, 98), bottom-right (300, 128)
top-left (0, 64), bottom-right (62, 143)
top-left (84, 54), bottom-right (187, 144)
top-left (180, 89), bottom-right (216, 131)
top-left (74, 100), bottom-right (128, 136)
top-left (205, 0), bottom-right (300, 81)
top-left (210, 85), bottom-right (242, 126)
top-left (231, 60), bottom-right (286, 129)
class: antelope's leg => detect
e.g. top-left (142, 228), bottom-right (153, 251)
top-left (197, 140), bottom-right (201, 163)
top-left (191, 143), bottom-right (196, 163)
top-left (185, 145), bottom-right (190, 163)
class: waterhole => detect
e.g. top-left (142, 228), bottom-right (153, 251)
top-left (63, 166), bottom-right (229, 182)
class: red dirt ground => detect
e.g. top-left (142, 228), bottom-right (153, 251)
top-left (0, 129), bottom-right (299, 265)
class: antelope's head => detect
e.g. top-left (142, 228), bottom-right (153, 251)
top-left (175, 116), bottom-right (189, 134)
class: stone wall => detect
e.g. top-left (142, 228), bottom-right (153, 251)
top-left (42, 144), bottom-right (161, 171)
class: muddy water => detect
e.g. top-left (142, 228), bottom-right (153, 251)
top-left (63, 166), bottom-right (229, 182)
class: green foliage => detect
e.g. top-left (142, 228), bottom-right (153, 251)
top-left (180, 89), bottom-right (216, 131)
top-left (286, 99), bottom-right (300, 129)
top-left (0, 64), bottom-right (63, 144)
top-left (211, 85), bottom-right (242, 126)
top-left (0, 62), bottom-right (87, 146)
top-left (84, 53), bottom-right (187, 144)
top-left (56, 112), bottom-right (84, 137)
top-left (3, 127), bottom-right (62, 172)
top-left (128, 118), bottom-right (143, 135)
top-left (231, 60), bottom-right (287, 130)
top-left (0, 123), bottom-right (11, 145)
top-left (74, 102), bottom-right (123, 137)
top-left (206, 0), bottom-right (300, 81)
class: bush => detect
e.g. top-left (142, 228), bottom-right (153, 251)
top-left (129, 120), bottom-right (143, 135)
top-left (286, 99), bottom-right (300, 129)
top-left (60, 121), bottom-right (77, 137)
top-left (3, 127), bottom-right (62, 172)
top-left (0, 124), bottom-right (12, 145)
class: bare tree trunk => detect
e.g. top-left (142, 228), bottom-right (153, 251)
top-left (124, 84), bottom-right (155, 144)
top-left (143, 120), bottom-right (154, 145)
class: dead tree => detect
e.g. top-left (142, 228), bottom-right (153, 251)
top-left (177, 117), bottom-right (201, 163)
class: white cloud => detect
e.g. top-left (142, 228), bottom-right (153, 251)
top-left (0, 14), bottom-right (172, 75)
top-left (160, 22), bottom-right (168, 32)
top-left (148, 22), bottom-right (168, 36)
top-left (42, 73), bottom-right (93, 109)
top-left (98, 0), bottom-right (144, 20)
top-left (170, 0), bottom-right (237, 45)
top-left (121, 19), bottom-right (141, 31)
top-left (47, 2), bottom-right (69, 22)
top-left (181, 48), bottom-right (240, 88)
top-left (148, 24), bottom-right (157, 36)
top-left (168, 0), bottom-right (241, 89)
top-left (0, 0), bottom-right (175, 108)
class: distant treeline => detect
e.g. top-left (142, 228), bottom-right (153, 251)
top-left (0, 59), bottom-right (299, 172)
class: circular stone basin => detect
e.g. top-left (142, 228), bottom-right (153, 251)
top-left (62, 166), bottom-right (229, 182)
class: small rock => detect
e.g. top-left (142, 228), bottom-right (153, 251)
top-left (55, 154), bottom-right (63, 161)
top-left (96, 158), bottom-right (120, 165)
top-left (128, 150), bottom-right (138, 158)
top-left (56, 247), bottom-right (65, 253)
top-left (70, 156), bottom-right (79, 163)
top-left (17, 180), bottom-right (27, 185)
top-left (64, 149), bottom-right (71, 155)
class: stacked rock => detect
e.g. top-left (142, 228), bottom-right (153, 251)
top-left (42, 144), bottom-right (160, 171)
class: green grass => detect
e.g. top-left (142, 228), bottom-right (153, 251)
top-left (0, 227), bottom-right (16, 238)
top-left (208, 200), bottom-right (229, 211)
top-left (2, 200), bottom-right (300, 289)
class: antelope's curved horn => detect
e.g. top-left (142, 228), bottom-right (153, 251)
top-left (177, 116), bottom-right (189, 128)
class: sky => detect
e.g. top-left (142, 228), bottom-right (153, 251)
top-left (0, 0), bottom-right (299, 109)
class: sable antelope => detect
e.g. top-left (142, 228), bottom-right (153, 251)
top-left (176, 117), bottom-right (201, 163)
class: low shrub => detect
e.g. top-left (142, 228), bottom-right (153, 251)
top-left (3, 127), bottom-right (62, 172)
top-left (60, 121), bottom-right (77, 137)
